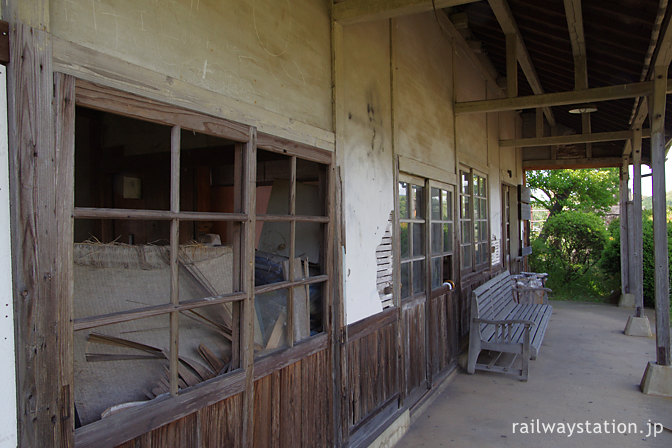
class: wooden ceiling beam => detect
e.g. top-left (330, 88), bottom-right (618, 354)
top-left (456, 78), bottom-right (672, 114)
top-left (332, 0), bottom-right (480, 25)
top-left (523, 157), bottom-right (623, 170)
top-left (488, 0), bottom-right (556, 127)
top-left (564, 0), bottom-right (591, 156)
top-left (501, 129), bottom-right (651, 148)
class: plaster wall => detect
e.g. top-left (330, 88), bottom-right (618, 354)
top-left (393, 14), bottom-right (455, 176)
top-left (48, 0), bottom-right (333, 136)
top-left (340, 20), bottom-right (393, 323)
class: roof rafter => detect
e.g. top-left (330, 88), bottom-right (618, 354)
top-left (501, 129), bottom-right (651, 148)
top-left (487, 0), bottom-right (557, 127)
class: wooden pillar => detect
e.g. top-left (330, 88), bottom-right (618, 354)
top-left (506, 33), bottom-right (517, 98)
top-left (618, 157), bottom-right (630, 296)
top-left (631, 129), bottom-right (644, 317)
top-left (649, 65), bottom-right (671, 366)
top-left (8, 24), bottom-right (75, 446)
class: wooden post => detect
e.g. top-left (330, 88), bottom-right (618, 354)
top-left (649, 65), bottom-right (670, 366)
top-left (8, 23), bottom-right (74, 447)
top-left (619, 157), bottom-right (630, 296)
top-left (631, 129), bottom-right (644, 317)
top-left (506, 33), bottom-right (517, 98)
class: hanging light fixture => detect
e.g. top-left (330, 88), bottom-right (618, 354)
top-left (568, 104), bottom-right (598, 114)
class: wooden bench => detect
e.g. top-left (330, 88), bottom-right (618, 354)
top-left (467, 271), bottom-right (553, 381)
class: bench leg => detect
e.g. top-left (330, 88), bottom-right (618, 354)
top-left (467, 328), bottom-right (480, 374)
top-left (520, 327), bottom-right (530, 381)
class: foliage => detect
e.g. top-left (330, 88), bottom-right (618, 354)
top-left (602, 212), bottom-right (672, 308)
top-left (531, 211), bottom-right (608, 283)
top-left (526, 169), bottom-right (619, 219)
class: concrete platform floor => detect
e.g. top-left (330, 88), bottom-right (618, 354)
top-left (397, 301), bottom-right (672, 448)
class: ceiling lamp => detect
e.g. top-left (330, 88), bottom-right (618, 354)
top-left (568, 104), bottom-right (598, 114)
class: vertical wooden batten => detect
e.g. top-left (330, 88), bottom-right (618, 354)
top-left (8, 23), bottom-right (74, 446)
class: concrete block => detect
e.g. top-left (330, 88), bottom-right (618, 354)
top-left (368, 410), bottom-right (410, 448)
top-left (624, 315), bottom-right (653, 337)
top-left (618, 293), bottom-right (635, 308)
top-left (640, 362), bottom-right (672, 397)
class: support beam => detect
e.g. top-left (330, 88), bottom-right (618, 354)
top-left (456, 79), bottom-right (672, 114)
top-left (631, 128), bottom-right (644, 317)
top-left (506, 33), bottom-right (517, 98)
top-left (535, 108), bottom-right (544, 137)
top-left (522, 157), bottom-right (622, 170)
top-left (501, 129), bottom-right (651, 148)
top-left (649, 65), bottom-right (671, 366)
top-left (332, 0), bottom-right (480, 25)
top-left (619, 157), bottom-right (630, 298)
top-left (563, 0), bottom-right (588, 90)
top-left (488, 0), bottom-right (556, 127)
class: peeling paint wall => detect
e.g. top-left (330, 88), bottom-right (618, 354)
top-left (340, 20), bottom-right (393, 323)
top-left (338, 12), bottom-right (521, 324)
top-left (49, 0), bottom-right (333, 134)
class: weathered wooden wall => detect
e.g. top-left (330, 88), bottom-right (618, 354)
top-left (346, 310), bottom-right (399, 433)
top-left (113, 348), bottom-right (332, 448)
top-left (428, 290), bottom-right (458, 380)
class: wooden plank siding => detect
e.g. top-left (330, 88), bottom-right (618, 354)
top-left (346, 310), bottom-right (399, 432)
top-left (428, 290), bottom-right (459, 380)
top-left (402, 299), bottom-right (427, 399)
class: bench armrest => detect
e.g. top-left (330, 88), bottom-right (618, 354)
top-left (473, 318), bottom-right (536, 327)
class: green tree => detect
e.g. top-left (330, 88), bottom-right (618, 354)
top-left (527, 168), bottom-right (619, 217)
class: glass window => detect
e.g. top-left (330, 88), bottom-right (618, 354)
top-left (429, 185), bottom-right (455, 291)
top-left (399, 180), bottom-right (426, 300)
top-left (460, 168), bottom-right (488, 272)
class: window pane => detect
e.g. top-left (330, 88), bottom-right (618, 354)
top-left (400, 223), bottom-right (410, 259)
top-left (461, 171), bottom-right (470, 194)
top-left (179, 302), bottom-right (241, 389)
top-left (431, 187), bottom-right (441, 220)
top-left (73, 232), bottom-right (171, 319)
top-left (295, 222), bottom-right (325, 274)
top-left (412, 185), bottom-right (425, 219)
top-left (399, 182), bottom-right (409, 219)
top-left (443, 255), bottom-right (453, 282)
top-left (461, 221), bottom-right (472, 245)
top-left (254, 289), bottom-right (289, 356)
top-left (431, 256), bottom-right (441, 290)
top-left (401, 262), bottom-right (411, 299)
top-left (412, 223), bottom-right (425, 257)
top-left (255, 222), bottom-right (291, 286)
top-left (479, 221), bottom-right (487, 243)
top-left (180, 130), bottom-right (238, 213)
top-left (480, 198), bottom-right (487, 219)
top-left (461, 245), bottom-right (472, 270)
top-left (442, 190), bottom-right (452, 220)
top-left (461, 196), bottom-right (471, 219)
top-left (443, 223), bottom-right (453, 253)
top-left (474, 220), bottom-right (480, 242)
top-left (296, 158), bottom-right (327, 216)
top-left (480, 243), bottom-right (489, 264)
top-left (75, 315), bottom-right (168, 426)
top-left (413, 260), bottom-right (425, 294)
top-left (75, 107), bottom-right (171, 211)
top-left (474, 243), bottom-right (481, 266)
top-left (257, 149), bottom-right (291, 215)
top-left (431, 223), bottom-right (442, 254)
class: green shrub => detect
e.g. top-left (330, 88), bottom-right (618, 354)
top-left (542, 211), bottom-right (608, 282)
top-left (601, 212), bottom-right (672, 308)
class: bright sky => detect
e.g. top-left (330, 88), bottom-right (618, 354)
top-left (631, 155), bottom-right (672, 197)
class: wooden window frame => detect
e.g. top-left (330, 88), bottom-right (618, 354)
top-left (398, 174), bottom-right (428, 302)
top-left (459, 166), bottom-right (489, 275)
top-left (65, 81), bottom-right (333, 447)
top-left (428, 180), bottom-right (456, 292)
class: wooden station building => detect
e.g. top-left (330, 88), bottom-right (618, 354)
top-left (1, 0), bottom-right (671, 446)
